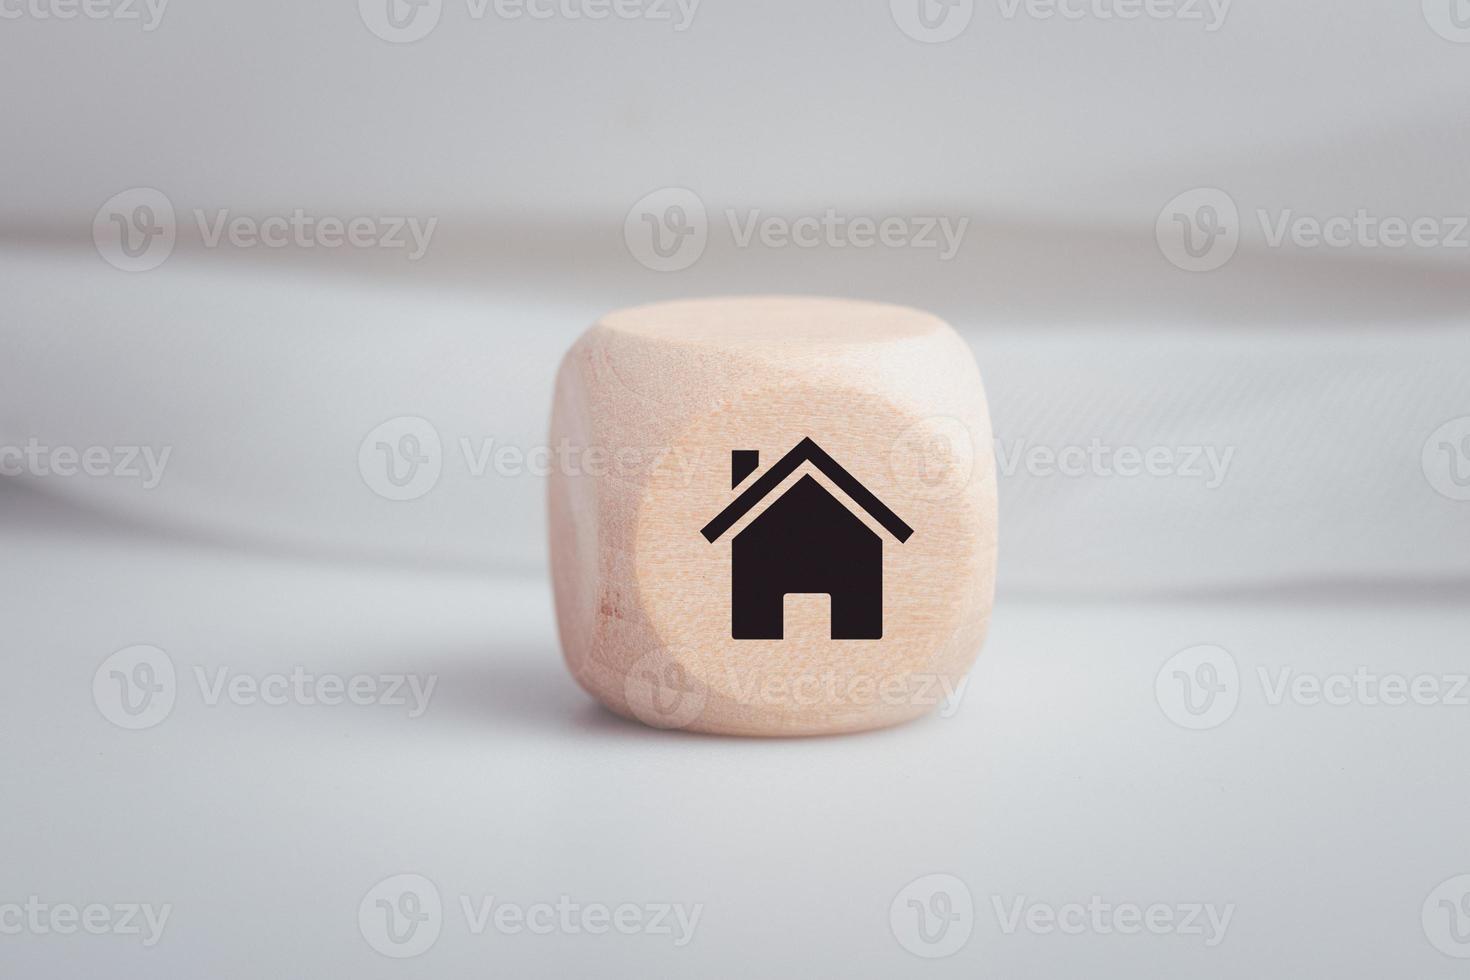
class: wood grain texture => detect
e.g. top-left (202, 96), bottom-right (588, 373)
top-left (548, 296), bottom-right (996, 736)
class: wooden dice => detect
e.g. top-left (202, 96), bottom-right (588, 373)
top-left (548, 297), bottom-right (996, 736)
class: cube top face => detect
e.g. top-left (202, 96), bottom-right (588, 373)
top-left (598, 295), bottom-right (948, 349)
top-left (549, 297), bottom-right (997, 737)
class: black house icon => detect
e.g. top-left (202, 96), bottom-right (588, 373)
top-left (700, 438), bottom-right (913, 641)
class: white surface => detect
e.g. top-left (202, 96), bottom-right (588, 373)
top-left (3, 495), bottom-right (1468, 977)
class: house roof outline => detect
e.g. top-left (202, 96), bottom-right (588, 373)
top-left (700, 437), bottom-right (914, 544)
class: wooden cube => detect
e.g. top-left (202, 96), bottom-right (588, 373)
top-left (548, 297), bottom-right (996, 736)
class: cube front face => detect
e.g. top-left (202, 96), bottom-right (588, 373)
top-left (549, 298), bottom-right (997, 736)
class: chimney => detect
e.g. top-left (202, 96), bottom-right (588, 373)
top-left (732, 450), bottom-right (759, 487)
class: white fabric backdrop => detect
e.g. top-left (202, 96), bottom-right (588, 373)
top-left (3, 0), bottom-right (1467, 594)
top-left (4, 236), bottom-right (1466, 596)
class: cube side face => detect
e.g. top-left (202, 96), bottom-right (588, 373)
top-left (549, 303), bottom-right (997, 736)
top-left (547, 342), bottom-right (601, 700)
top-left (549, 324), bottom-right (710, 723)
top-left (548, 329), bottom-right (672, 718)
